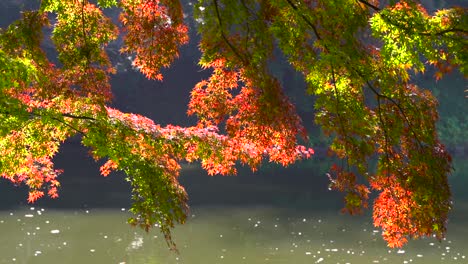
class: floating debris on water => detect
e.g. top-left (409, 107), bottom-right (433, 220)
top-left (1, 207), bottom-right (467, 263)
top-left (128, 235), bottom-right (144, 250)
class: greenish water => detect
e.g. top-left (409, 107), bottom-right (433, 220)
top-left (1, 157), bottom-right (466, 264)
top-left (1, 205), bottom-right (467, 264)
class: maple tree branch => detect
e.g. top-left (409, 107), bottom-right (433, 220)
top-left (364, 80), bottom-right (423, 149)
top-left (334, 46), bottom-right (425, 151)
top-left (356, 0), bottom-right (380, 11)
top-left (355, 1), bottom-right (466, 39)
top-left (330, 66), bottom-right (351, 171)
top-left (81, 0), bottom-right (91, 65)
top-left (284, 0), bottom-right (322, 41)
top-left (433, 27), bottom-right (468, 36)
top-left (378, 12), bottom-right (467, 38)
top-left (0, 109), bottom-right (88, 135)
top-left (50, 116), bottom-right (86, 135)
top-left (376, 95), bottom-right (391, 172)
top-left (239, 0), bottom-right (253, 16)
top-left (212, 0), bottom-right (248, 65)
top-left (61, 112), bottom-right (96, 120)
top-left (239, 0), bottom-right (254, 56)
top-left (36, 111), bottom-right (92, 135)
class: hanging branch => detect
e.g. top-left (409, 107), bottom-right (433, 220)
top-left (213, 0), bottom-right (249, 65)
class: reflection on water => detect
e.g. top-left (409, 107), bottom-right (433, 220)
top-left (0, 206), bottom-right (467, 264)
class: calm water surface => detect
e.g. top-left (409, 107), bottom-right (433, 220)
top-left (1, 157), bottom-right (467, 264)
top-left (1, 205), bottom-right (467, 264)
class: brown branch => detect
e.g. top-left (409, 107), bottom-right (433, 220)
top-left (61, 112), bottom-right (96, 120)
top-left (356, 0), bottom-right (380, 11)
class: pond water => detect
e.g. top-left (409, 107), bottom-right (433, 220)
top-left (1, 204), bottom-right (467, 264)
top-left (1, 151), bottom-right (467, 264)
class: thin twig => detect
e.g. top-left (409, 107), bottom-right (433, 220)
top-left (376, 95), bottom-right (391, 173)
top-left (61, 112), bottom-right (96, 120)
top-left (1, 109), bottom-right (88, 135)
top-left (213, 0), bottom-right (248, 65)
top-left (50, 116), bottom-right (86, 135)
top-left (331, 66), bottom-right (351, 171)
top-left (284, 0), bottom-right (322, 42)
top-left (81, 0), bottom-right (91, 64)
top-left (365, 80), bottom-right (423, 149)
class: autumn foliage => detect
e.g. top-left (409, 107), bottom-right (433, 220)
top-left (0, 0), bottom-right (466, 249)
